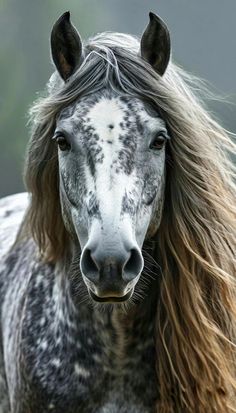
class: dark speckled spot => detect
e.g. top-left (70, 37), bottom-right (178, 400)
top-left (4, 210), bottom-right (12, 217)
top-left (121, 193), bottom-right (135, 215)
top-left (87, 194), bottom-right (101, 219)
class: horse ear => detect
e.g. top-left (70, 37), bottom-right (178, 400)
top-left (140, 12), bottom-right (171, 76)
top-left (50, 11), bottom-right (83, 81)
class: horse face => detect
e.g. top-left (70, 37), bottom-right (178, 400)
top-left (55, 92), bottom-right (169, 302)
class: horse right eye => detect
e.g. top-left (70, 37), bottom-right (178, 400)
top-left (149, 134), bottom-right (166, 151)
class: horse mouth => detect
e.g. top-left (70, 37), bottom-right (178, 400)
top-left (89, 290), bottom-right (133, 303)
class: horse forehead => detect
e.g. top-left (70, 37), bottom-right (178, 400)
top-left (84, 97), bottom-right (128, 135)
top-left (69, 95), bottom-right (156, 133)
top-left (87, 97), bottom-right (127, 121)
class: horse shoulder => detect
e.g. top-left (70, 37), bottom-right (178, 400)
top-left (0, 192), bottom-right (29, 261)
top-left (0, 193), bottom-right (29, 413)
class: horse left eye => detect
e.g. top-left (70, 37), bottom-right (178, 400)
top-left (53, 135), bottom-right (71, 151)
top-left (149, 134), bottom-right (166, 150)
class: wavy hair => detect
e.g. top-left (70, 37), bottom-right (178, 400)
top-left (20, 32), bottom-right (236, 412)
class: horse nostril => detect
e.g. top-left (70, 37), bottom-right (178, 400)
top-left (81, 244), bottom-right (143, 287)
top-left (80, 248), bottom-right (99, 281)
top-left (123, 248), bottom-right (143, 281)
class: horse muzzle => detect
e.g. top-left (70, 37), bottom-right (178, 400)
top-left (80, 241), bottom-right (143, 303)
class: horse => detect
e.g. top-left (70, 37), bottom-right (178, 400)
top-left (0, 10), bottom-right (236, 413)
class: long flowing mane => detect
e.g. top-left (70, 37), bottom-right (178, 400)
top-left (20, 32), bottom-right (236, 412)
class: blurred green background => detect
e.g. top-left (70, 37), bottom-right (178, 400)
top-left (0, 0), bottom-right (235, 197)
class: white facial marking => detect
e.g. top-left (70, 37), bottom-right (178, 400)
top-left (87, 97), bottom-right (124, 140)
top-left (84, 97), bottom-right (136, 234)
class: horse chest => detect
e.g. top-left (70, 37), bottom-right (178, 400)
top-left (18, 322), bottom-right (157, 413)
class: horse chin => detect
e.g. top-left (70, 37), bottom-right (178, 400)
top-left (88, 289), bottom-right (134, 303)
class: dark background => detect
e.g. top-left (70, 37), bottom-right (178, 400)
top-left (0, 0), bottom-right (235, 197)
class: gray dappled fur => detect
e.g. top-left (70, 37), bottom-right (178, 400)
top-left (1, 20), bottom-right (236, 413)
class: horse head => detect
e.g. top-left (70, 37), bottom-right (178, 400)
top-left (49, 12), bottom-right (170, 302)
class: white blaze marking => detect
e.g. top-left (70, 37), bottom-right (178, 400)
top-left (87, 97), bottom-right (124, 140)
top-left (85, 97), bottom-right (131, 229)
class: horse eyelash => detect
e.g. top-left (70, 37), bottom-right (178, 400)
top-left (52, 131), bottom-right (67, 140)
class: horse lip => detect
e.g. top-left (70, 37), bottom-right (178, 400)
top-left (89, 289), bottom-right (133, 303)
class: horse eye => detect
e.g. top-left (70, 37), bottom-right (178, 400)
top-left (53, 134), bottom-right (71, 151)
top-left (149, 134), bottom-right (166, 150)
